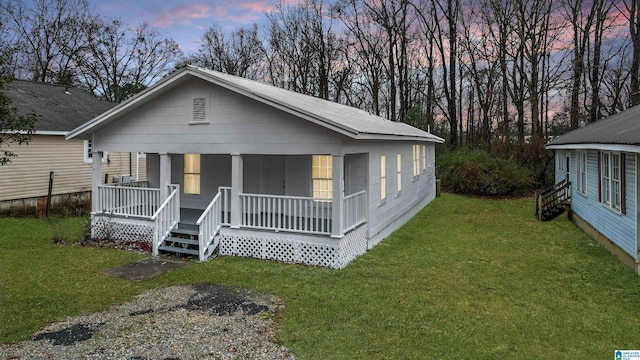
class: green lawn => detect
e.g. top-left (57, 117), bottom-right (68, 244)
top-left (2, 193), bottom-right (640, 359)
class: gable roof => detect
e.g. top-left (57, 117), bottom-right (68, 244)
top-left (546, 105), bottom-right (640, 150)
top-left (5, 80), bottom-right (116, 133)
top-left (67, 66), bottom-right (444, 143)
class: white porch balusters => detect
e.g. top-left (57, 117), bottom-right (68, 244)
top-left (332, 154), bottom-right (344, 238)
top-left (159, 153), bottom-right (172, 200)
top-left (230, 153), bottom-right (243, 228)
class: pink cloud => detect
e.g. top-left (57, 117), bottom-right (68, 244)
top-left (238, 1), bottom-right (274, 13)
top-left (154, 4), bottom-right (213, 27)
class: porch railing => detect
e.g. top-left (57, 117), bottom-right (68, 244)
top-left (240, 193), bottom-right (332, 235)
top-left (344, 190), bottom-right (367, 232)
top-left (196, 191), bottom-right (222, 261)
top-left (118, 180), bottom-right (149, 188)
top-left (96, 184), bottom-right (160, 218)
top-left (151, 184), bottom-right (180, 256)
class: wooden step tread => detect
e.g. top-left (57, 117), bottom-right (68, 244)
top-left (159, 244), bottom-right (199, 256)
top-left (171, 228), bottom-right (199, 236)
top-left (164, 236), bottom-right (199, 246)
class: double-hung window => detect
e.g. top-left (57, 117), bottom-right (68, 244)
top-left (422, 145), bottom-right (427, 173)
top-left (396, 153), bottom-right (402, 195)
top-left (412, 145), bottom-right (420, 179)
top-left (576, 151), bottom-right (586, 195)
top-left (83, 140), bottom-right (107, 163)
top-left (312, 155), bottom-right (332, 200)
top-left (184, 154), bottom-right (201, 195)
top-left (380, 155), bottom-right (387, 204)
top-left (600, 151), bottom-right (624, 212)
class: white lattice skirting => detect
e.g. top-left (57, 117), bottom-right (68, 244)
top-left (218, 225), bottom-right (368, 269)
top-left (92, 215), bottom-right (154, 245)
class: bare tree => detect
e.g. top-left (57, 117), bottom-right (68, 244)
top-left (1, 0), bottom-right (95, 84)
top-left (265, 0), bottom-right (346, 100)
top-left (77, 19), bottom-right (182, 102)
top-left (414, 0), bottom-right (460, 148)
top-left (190, 24), bottom-right (263, 79)
top-left (623, 0), bottom-right (640, 103)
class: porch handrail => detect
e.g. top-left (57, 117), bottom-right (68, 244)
top-left (196, 191), bottom-right (222, 261)
top-left (151, 184), bottom-right (180, 256)
top-left (240, 192), bottom-right (332, 235)
top-left (344, 190), bottom-right (367, 232)
top-left (96, 185), bottom-right (160, 218)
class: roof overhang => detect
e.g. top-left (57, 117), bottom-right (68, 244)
top-left (546, 143), bottom-right (640, 153)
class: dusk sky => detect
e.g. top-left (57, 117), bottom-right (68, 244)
top-left (89, 0), bottom-right (296, 52)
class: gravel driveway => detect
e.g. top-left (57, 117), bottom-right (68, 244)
top-left (0, 284), bottom-right (295, 359)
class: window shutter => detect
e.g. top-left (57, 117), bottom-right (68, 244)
top-left (597, 151), bottom-right (601, 203)
top-left (621, 153), bottom-right (626, 214)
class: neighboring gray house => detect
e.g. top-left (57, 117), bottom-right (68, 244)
top-left (66, 66), bottom-right (444, 268)
top-left (0, 81), bottom-right (145, 215)
top-left (546, 105), bottom-right (640, 273)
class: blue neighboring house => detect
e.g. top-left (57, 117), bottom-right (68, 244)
top-left (546, 105), bottom-right (640, 273)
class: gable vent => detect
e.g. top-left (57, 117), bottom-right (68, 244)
top-left (193, 98), bottom-right (206, 122)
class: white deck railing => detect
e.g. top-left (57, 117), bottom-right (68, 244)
top-left (240, 193), bottom-right (332, 235)
top-left (118, 180), bottom-right (150, 188)
top-left (151, 184), bottom-right (180, 256)
top-left (196, 192), bottom-right (222, 261)
top-left (344, 190), bottom-right (367, 232)
top-left (96, 185), bottom-right (160, 218)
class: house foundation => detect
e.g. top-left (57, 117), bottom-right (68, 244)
top-left (572, 213), bottom-right (640, 274)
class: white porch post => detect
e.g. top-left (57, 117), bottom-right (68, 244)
top-left (91, 151), bottom-right (103, 211)
top-left (230, 153), bottom-right (243, 228)
top-left (159, 153), bottom-right (172, 199)
top-left (332, 154), bottom-right (344, 238)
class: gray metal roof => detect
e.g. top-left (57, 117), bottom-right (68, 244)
top-left (5, 80), bottom-right (115, 132)
top-left (546, 105), bottom-right (640, 148)
top-left (67, 66), bottom-right (444, 143)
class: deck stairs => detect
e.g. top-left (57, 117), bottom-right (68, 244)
top-left (535, 179), bottom-right (571, 221)
top-left (158, 222), bottom-right (218, 259)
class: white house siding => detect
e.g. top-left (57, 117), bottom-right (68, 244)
top-left (0, 135), bottom-right (146, 202)
top-left (93, 78), bottom-right (344, 156)
top-left (364, 141), bottom-right (436, 241)
top-left (569, 150), bottom-right (637, 259)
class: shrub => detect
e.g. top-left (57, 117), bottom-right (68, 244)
top-left (439, 149), bottom-right (534, 196)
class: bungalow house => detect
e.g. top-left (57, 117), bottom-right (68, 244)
top-left (0, 81), bottom-right (146, 216)
top-left (66, 65), bottom-right (444, 268)
top-left (546, 105), bottom-right (640, 273)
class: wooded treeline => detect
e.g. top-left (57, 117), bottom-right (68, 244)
top-left (2, 0), bottom-right (639, 153)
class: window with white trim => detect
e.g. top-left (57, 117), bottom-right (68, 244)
top-left (184, 154), bottom-right (201, 195)
top-left (576, 151), bottom-right (586, 195)
top-left (83, 140), bottom-right (107, 163)
top-left (600, 151), bottom-right (622, 211)
top-left (422, 144), bottom-right (426, 172)
top-left (412, 144), bottom-right (420, 179)
top-left (396, 153), bottom-right (402, 195)
top-left (558, 151), bottom-right (564, 171)
top-left (380, 155), bottom-right (386, 204)
top-left (312, 155), bottom-right (332, 200)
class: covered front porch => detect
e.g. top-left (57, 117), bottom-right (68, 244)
top-left (90, 152), bottom-right (368, 268)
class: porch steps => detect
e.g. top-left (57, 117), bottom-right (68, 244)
top-left (158, 224), bottom-right (203, 257)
